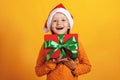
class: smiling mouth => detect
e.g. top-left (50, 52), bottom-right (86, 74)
top-left (56, 27), bottom-right (64, 30)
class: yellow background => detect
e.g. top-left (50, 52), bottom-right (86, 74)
top-left (0, 0), bottom-right (120, 80)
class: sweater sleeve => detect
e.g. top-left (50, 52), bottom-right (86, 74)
top-left (73, 41), bottom-right (91, 76)
top-left (35, 44), bottom-right (56, 77)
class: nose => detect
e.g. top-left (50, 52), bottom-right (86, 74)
top-left (57, 20), bottom-right (61, 25)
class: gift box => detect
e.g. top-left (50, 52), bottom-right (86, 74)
top-left (44, 34), bottom-right (79, 61)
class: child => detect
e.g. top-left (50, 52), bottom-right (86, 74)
top-left (35, 3), bottom-right (91, 80)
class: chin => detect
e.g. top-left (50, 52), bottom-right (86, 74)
top-left (58, 33), bottom-right (64, 34)
top-left (56, 32), bottom-right (65, 34)
top-left (55, 32), bottom-right (63, 34)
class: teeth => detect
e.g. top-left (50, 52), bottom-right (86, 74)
top-left (56, 27), bottom-right (64, 30)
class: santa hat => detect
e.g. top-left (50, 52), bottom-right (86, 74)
top-left (43, 3), bottom-right (74, 32)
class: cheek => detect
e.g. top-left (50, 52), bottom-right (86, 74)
top-left (65, 23), bottom-right (70, 29)
top-left (51, 23), bottom-right (56, 28)
top-left (66, 25), bottom-right (70, 29)
top-left (51, 24), bottom-right (56, 31)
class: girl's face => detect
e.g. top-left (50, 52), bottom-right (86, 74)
top-left (51, 12), bottom-right (70, 34)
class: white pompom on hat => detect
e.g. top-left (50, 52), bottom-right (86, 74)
top-left (43, 3), bottom-right (74, 32)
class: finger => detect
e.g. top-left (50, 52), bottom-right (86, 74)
top-left (75, 58), bottom-right (79, 63)
top-left (57, 58), bottom-right (67, 62)
top-left (52, 59), bottom-right (56, 63)
top-left (59, 58), bottom-right (69, 62)
top-left (58, 55), bottom-right (62, 60)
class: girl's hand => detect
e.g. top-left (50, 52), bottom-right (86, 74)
top-left (49, 56), bottom-right (79, 70)
top-left (62, 58), bottom-right (77, 70)
top-left (51, 56), bottom-right (68, 63)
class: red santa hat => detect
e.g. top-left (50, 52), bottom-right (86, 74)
top-left (43, 3), bottom-right (74, 32)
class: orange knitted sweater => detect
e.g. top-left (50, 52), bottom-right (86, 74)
top-left (35, 41), bottom-right (91, 80)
